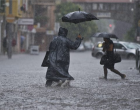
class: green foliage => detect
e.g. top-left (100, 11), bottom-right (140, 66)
top-left (34, 16), bottom-right (48, 24)
top-left (125, 2), bottom-right (140, 42)
top-left (55, 2), bottom-right (98, 40)
top-left (124, 27), bottom-right (135, 42)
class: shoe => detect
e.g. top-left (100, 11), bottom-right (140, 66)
top-left (104, 76), bottom-right (107, 80)
top-left (121, 74), bottom-right (126, 79)
top-left (51, 82), bottom-right (59, 87)
top-left (56, 80), bottom-right (63, 86)
top-left (99, 76), bottom-right (107, 80)
top-left (51, 80), bottom-right (63, 87)
top-left (61, 80), bottom-right (70, 88)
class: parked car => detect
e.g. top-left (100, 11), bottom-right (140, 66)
top-left (129, 42), bottom-right (140, 48)
top-left (92, 41), bottom-right (137, 59)
top-left (84, 41), bottom-right (94, 50)
top-left (91, 41), bottom-right (103, 58)
top-left (77, 43), bottom-right (85, 51)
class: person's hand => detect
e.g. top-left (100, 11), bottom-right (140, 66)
top-left (78, 34), bottom-right (81, 38)
top-left (76, 34), bottom-right (83, 40)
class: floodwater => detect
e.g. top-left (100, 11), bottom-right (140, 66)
top-left (0, 51), bottom-right (140, 110)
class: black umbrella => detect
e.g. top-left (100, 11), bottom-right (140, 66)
top-left (62, 9), bottom-right (98, 36)
top-left (93, 32), bottom-right (118, 39)
top-left (62, 9), bottom-right (98, 24)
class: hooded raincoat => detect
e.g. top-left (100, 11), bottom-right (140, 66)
top-left (46, 27), bottom-right (82, 81)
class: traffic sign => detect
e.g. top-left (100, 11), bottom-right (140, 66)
top-left (18, 18), bottom-right (34, 25)
top-left (6, 14), bottom-right (15, 23)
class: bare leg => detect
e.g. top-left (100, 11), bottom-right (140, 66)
top-left (110, 68), bottom-right (126, 79)
top-left (103, 66), bottom-right (108, 80)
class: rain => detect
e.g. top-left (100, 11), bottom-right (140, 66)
top-left (0, 0), bottom-right (140, 110)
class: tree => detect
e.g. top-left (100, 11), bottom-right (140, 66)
top-left (34, 16), bottom-right (48, 25)
top-left (34, 5), bottom-right (48, 26)
top-left (55, 2), bottom-right (98, 40)
top-left (124, 28), bottom-right (135, 42)
top-left (124, 1), bottom-right (140, 42)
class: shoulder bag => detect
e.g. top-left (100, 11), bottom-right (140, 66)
top-left (113, 46), bottom-right (121, 63)
top-left (100, 55), bottom-right (107, 65)
top-left (41, 51), bottom-right (50, 67)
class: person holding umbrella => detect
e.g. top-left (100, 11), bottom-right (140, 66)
top-left (45, 27), bottom-right (83, 87)
top-left (102, 37), bottom-right (126, 80)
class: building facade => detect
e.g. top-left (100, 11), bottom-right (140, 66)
top-left (0, 0), bottom-right (57, 54)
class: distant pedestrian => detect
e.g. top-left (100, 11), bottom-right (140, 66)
top-left (12, 38), bottom-right (16, 47)
top-left (20, 35), bottom-right (25, 52)
top-left (45, 27), bottom-right (83, 87)
top-left (101, 38), bottom-right (126, 80)
top-left (3, 36), bottom-right (8, 55)
top-left (12, 38), bottom-right (16, 53)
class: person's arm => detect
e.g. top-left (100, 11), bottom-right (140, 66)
top-left (108, 40), bottom-right (114, 51)
top-left (66, 35), bottom-right (83, 50)
top-left (109, 44), bottom-right (113, 51)
top-left (102, 42), bottom-right (105, 52)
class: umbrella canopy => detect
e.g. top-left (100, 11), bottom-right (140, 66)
top-left (62, 11), bottom-right (98, 24)
top-left (93, 32), bottom-right (118, 39)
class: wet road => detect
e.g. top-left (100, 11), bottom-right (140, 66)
top-left (0, 51), bottom-right (140, 110)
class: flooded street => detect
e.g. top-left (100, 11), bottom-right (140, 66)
top-left (0, 0), bottom-right (140, 110)
top-left (0, 51), bottom-right (140, 110)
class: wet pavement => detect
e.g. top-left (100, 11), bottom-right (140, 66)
top-left (0, 51), bottom-right (140, 110)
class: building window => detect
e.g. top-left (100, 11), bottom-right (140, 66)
top-left (92, 4), bottom-right (97, 10)
top-left (85, 3), bottom-right (92, 11)
top-left (104, 4), bottom-right (110, 10)
top-left (111, 4), bottom-right (116, 10)
top-left (98, 4), bottom-right (103, 10)
top-left (116, 4), bottom-right (120, 10)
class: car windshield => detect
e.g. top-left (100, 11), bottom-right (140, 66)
top-left (122, 42), bottom-right (138, 49)
top-left (130, 43), bottom-right (140, 48)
